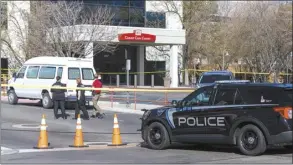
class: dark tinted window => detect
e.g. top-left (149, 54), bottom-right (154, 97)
top-left (39, 66), bottom-right (56, 79)
top-left (113, 0), bottom-right (129, 6)
top-left (240, 87), bottom-right (280, 104)
top-left (68, 68), bottom-right (80, 80)
top-left (214, 88), bottom-right (237, 105)
top-left (130, 0), bottom-right (144, 7)
top-left (26, 66), bottom-right (40, 79)
top-left (234, 89), bottom-right (245, 104)
top-left (200, 75), bottom-right (231, 83)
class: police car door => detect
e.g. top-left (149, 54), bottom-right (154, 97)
top-left (170, 86), bottom-right (215, 143)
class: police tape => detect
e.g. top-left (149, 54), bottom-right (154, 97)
top-left (1, 84), bottom-right (195, 93)
top-left (1, 68), bottom-right (291, 75)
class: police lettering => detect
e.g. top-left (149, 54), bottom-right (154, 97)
top-left (178, 117), bottom-right (225, 127)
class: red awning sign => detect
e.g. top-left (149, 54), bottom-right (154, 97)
top-left (118, 30), bottom-right (156, 42)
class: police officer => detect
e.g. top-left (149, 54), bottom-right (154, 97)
top-left (50, 76), bottom-right (67, 119)
top-left (75, 78), bottom-right (90, 120)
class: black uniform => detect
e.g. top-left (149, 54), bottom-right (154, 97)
top-left (50, 81), bottom-right (67, 119)
top-left (75, 83), bottom-right (89, 119)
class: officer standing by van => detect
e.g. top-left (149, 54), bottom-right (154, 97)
top-left (50, 76), bottom-right (67, 119)
top-left (75, 78), bottom-right (90, 120)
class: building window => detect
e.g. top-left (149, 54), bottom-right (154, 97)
top-left (0, 2), bottom-right (7, 30)
top-left (146, 12), bottom-right (166, 28)
top-left (129, 8), bottom-right (145, 27)
top-left (130, 0), bottom-right (145, 8)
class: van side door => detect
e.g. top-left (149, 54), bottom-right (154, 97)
top-left (23, 65), bottom-right (40, 98)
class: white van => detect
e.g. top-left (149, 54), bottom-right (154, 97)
top-left (7, 56), bottom-right (96, 108)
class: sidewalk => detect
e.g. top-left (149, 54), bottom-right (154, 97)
top-left (1, 96), bottom-right (164, 115)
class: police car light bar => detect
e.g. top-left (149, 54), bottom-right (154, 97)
top-left (215, 80), bottom-right (250, 84)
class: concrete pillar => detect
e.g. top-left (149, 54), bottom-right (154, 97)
top-left (170, 45), bottom-right (179, 88)
top-left (85, 42), bottom-right (94, 67)
top-left (137, 46), bottom-right (145, 86)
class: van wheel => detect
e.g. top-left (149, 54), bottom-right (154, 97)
top-left (8, 90), bottom-right (18, 105)
top-left (145, 122), bottom-right (171, 150)
top-left (237, 124), bottom-right (267, 156)
top-left (42, 93), bottom-right (53, 109)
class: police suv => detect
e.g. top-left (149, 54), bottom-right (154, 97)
top-left (140, 80), bottom-right (292, 156)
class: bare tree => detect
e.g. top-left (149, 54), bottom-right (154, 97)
top-left (228, 1), bottom-right (292, 82)
top-left (1, 1), bottom-right (118, 69)
top-left (148, 1), bottom-right (218, 82)
top-left (33, 1), bottom-right (118, 58)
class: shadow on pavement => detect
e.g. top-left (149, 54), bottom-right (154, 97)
top-left (139, 142), bottom-right (293, 155)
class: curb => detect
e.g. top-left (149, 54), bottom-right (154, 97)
top-left (1, 96), bottom-right (163, 115)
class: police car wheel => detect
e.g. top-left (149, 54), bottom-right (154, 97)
top-left (42, 93), bottom-right (53, 109)
top-left (146, 122), bottom-right (170, 150)
top-left (8, 90), bottom-right (18, 105)
top-left (237, 124), bottom-right (267, 156)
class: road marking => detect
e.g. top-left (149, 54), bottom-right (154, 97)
top-left (1, 147), bottom-right (19, 155)
top-left (12, 124), bottom-right (40, 129)
top-left (17, 142), bottom-right (138, 154)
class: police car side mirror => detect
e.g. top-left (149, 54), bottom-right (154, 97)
top-left (171, 100), bottom-right (177, 106)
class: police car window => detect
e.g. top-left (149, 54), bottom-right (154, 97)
top-left (243, 88), bottom-right (285, 104)
top-left (38, 67), bottom-right (56, 79)
top-left (82, 68), bottom-right (94, 80)
top-left (183, 87), bottom-right (213, 105)
top-left (26, 66), bottom-right (40, 79)
top-left (214, 88), bottom-right (237, 105)
top-left (68, 68), bottom-right (80, 80)
top-left (16, 66), bottom-right (27, 78)
top-left (234, 89), bottom-right (245, 104)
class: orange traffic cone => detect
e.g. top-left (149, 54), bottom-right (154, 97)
top-left (108, 114), bottom-right (127, 146)
top-left (33, 114), bottom-right (53, 149)
top-left (69, 114), bottom-right (89, 148)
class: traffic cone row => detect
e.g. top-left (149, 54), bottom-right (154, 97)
top-left (34, 113), bottom-right (126, 149)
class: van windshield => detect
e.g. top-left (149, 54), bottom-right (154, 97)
top-left (200, 75), bottom-right (231, 83)
top-left (82, 68), bottom-right (94, 80)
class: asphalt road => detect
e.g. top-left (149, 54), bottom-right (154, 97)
top-left (1, 101), bottom-right (292, 164)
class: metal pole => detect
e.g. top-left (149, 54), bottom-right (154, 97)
top-left (134, 74), bottom-right (137, 88)
top-left (116, 74), bottom-right (119, 87)
top-left (151, 74), bottom-right (154, 88)
top-left (127, 70), bottom-right (129, 87)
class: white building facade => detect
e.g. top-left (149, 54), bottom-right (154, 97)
top-left (1, 0), bottom-right (185, 87)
